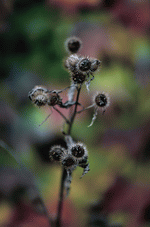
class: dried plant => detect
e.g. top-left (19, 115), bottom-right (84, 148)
top-left (28, 37), bottom-right (110, 227)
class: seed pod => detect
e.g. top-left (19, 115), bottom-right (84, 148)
top-left (69, 142), bottom-right (88, 162)
top-left (69, 142), bottom-right (89, 178)
top-left (71, 72), bottom-right (86, 84)
top-left (28, 86), bottom-right (49, 107)
top-left (48, 92), bottom-right (62, 106)
top-left (61, 153), bottom-right (78, 172)
top-left (88, 92), bottom-right (110, 127)
top-left (64, 54), bottom-right (81, 73)
top-left (95, 93), bottom-right (109, 108)
top-left (65, 36), bottom-right (82, 53)
top-left (77, 57), bottom-right (91, 74)
top-left (90, 59), bottom-right (101, 72)
top-left (49, 145), bottom-right (66, 161)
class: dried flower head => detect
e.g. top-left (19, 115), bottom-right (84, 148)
top-left (69, 142), bottom-right (88, 162)
top-left (65, 54), bottom-right (101, 84)
top-left (77, 57), bottom-right (91, 74)
top-left (64, 54), bottom-right (80, 73)
top-left (28, 86), bottom-right (49, 107)
top-left (49, 145), bottom-right (66, 161)
top-left (68, 142), bottom-right (89, 178)
top-left (88, 92), bottom-right (110, 127)
top-left (90, 59), bottom-right (101, 73)
top-left (71, 72), bottom-right (86, 84)
top-left (95, 92), bottom-right (110, 109)
top-left (61, 153), bottom-right (78, 172)
top-left (65, 36), bottom-right (82, 54)
top-left (48, 92), bottom-right (62, 106)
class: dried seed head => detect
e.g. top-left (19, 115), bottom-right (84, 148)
top-left (69, 142), bottom-right (88, 162)
top-left (90, 59), bottom-right (101, 72)
top-left (28, 86), bottom-right (49, 107)
top-left (89, 92), bottom-right (110, 127)
top-left (95, 93), bottom-right (108, 107)
top-left (64, 54), bottom-right (80, 73)
top-left (49, 145), bottom-right (66, 161)
top-left (78, 58), bottom-right (91, 72)
top-left (65, 37), bottom-right (82, 53)
top-left (62, 157), bottom-right (75, 167)
top-left (94, 92), bottom-right (110, 113)
top-left (71, 144), bottom-right (85, 158)
top-left (71, 72), bottom-right (86, 84)
top-left (65, 55), bottom-right (100, 80)
top-left (48, 92), bottom-right (62, 106)
top-left (69, 142), bottom-right (89, 178)
top-left (61, 154), bottom-right (78, 171)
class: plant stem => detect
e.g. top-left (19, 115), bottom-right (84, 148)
top-left (55, 168), bottom-right (67, 227)
top-left (55, 85), bottom-right (82, 227)
top-left (68, 85), bottom-right (81, 135)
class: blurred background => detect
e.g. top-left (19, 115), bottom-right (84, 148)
top-left (0, 0), bottom-right (150, 226)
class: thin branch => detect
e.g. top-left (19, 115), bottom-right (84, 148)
top-left (52, 84), bottom-right (76, 94)
top-left (53, 106), bottom-right (70, 125)
top-left (77, 103), bottom-right (95, 114)
top-left (39, 109), bottom-right (53, 127)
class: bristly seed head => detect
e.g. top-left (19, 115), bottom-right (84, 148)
top-left (64, 54), bottom-right (80, 73)
top-left (71, 145), bottom-right (85, 158)
top-left (71, 72), bottom-right (86, 84)
top-left (95, 93), bottom-right (108, 107)
top-left (69, 142), bottom-right (88, 162)
top-left (90, 59), bottom-right (101, 72)
top-left (65, 36), bottom-right (82, 54)
top-left (79, 58), bottom-right (91, 72)
top-left (49, 145), bottom-right (66, 161)
top-left (61, 154), bottom-right (77, 171)
top-left (28, 86), bottom-right (49, 107)
top-left (62, 157), bottom-right (75, 167)
top-left (48, 92), bottom-right (62, 106)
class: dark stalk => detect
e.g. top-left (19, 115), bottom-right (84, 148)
top-left (55, 85), bottom-right (82, 227)
top-left (55, 168), bottom-right (67, 227)
top-left (67, 84), bottom-right (81, 135)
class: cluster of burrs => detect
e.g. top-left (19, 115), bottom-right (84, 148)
top-left (49, 135), bottom-right (89, 195)
top-left (28, 37), bottom-right (110, 127)
top-left (28, 86), bottom-right (62, 107)
top-left (28, 37), bottom-right (110, 197)
top-left (64, 37), bottom-right (101, 90)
